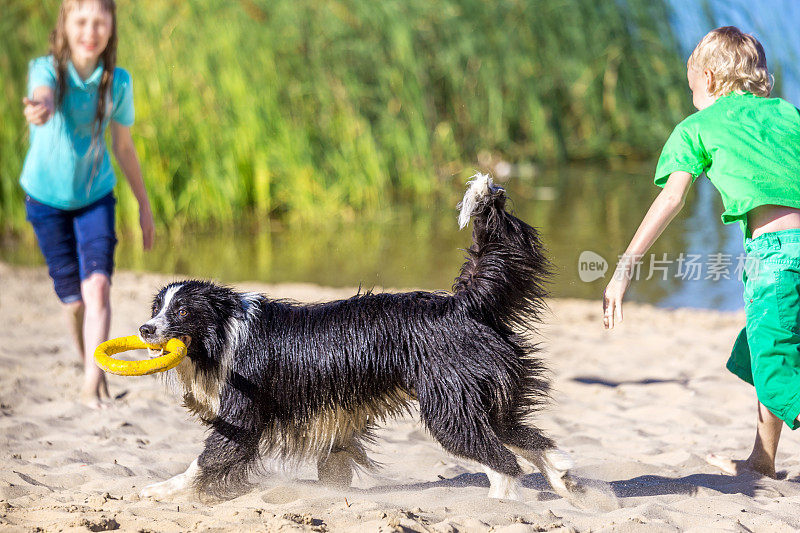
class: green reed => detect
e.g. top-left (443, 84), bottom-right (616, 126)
top-left (1, 0), bottom-right (689, 235)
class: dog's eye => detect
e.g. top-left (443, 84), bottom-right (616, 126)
top-left (178, 308), bottom-right (188, 317)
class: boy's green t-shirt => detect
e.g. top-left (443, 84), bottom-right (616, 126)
top-left (654, 92), bottom-right (800, 237)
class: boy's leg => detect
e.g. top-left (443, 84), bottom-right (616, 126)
top-left (709, 237), bottom-right (800, 476)
top-left (707, 400), bottom-right (783, 478)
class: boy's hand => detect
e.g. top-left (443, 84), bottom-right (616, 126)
top-left (22, 97), bottom-right (53, 126)
top-left (603, 273), bottom-right (629, 329)
top-left (601, 172), bottom-right (692, 330)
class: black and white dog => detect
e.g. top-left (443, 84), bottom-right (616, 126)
top-left (138, 174), bottom-right (575, 501)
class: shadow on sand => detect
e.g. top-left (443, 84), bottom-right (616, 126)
top-left (571, 376), bottom-right (690, 387)
top-left (357, 470), bottom-right (794, 500)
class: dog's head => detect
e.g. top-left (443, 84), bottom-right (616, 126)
top-left (139, 280), bottom-right (241, 363)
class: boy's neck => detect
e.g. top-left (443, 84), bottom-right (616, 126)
top-left (71, 56), bottom-right (100, 81)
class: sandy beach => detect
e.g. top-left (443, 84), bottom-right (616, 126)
top-left (2, 260), bottom-right (800, 532)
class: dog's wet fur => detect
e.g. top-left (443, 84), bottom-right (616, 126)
top-left (138, 175), bottom-right (578, 501)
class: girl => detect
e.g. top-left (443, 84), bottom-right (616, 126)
top-left (21, 0), bottom-right (154, 408)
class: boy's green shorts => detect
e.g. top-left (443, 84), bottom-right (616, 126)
top-left (728, 229), bottom-right (800, 429)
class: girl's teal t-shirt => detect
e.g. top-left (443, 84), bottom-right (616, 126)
top-left (654, 92), bottom-right (800, 236)
top-left (19, 56), bottom-right (135, 210)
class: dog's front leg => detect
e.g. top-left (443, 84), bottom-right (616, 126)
top-left (140, 458), bottom-right (200, 499)
top-left (191, 379), bottom-right (264, 498)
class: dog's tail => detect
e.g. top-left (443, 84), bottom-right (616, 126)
top-left (452, 173), bottom-right (550, 331)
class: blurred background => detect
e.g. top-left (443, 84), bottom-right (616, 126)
top-left (2, 0), bottom-right (798, 309)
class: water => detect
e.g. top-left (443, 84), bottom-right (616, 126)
top-left (1, 163), bottom-right (737, 307)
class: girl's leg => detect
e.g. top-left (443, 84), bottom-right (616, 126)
top-left (80, 272), bottom-right (111, 404)
top-left (707, 400), bottom-right (782, 478)
top-left (74, 194), bottom-right (118, 406)
top-left (25, 195), bottom-right (93, 401)
top-left (63, 300), bottom-right (85, 364)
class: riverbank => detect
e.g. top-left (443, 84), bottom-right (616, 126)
top-left (2, 262), bottom-right (799, 532)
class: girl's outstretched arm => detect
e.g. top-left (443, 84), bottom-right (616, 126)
top-left (603, 171), bottom-right (694, 329)
top-left (111, 121), bottom-right (154, 250)
top-left (22, 86), bottom-right (55, 125)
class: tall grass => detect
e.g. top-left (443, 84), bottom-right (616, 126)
top-left (1, 0), bottom-right (689, 234)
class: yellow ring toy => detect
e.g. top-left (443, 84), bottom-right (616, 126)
top-left (94, 335), bottom-right (187, 376)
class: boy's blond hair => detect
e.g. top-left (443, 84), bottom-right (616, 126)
top-left (688, 26), bottom-right (772, 97)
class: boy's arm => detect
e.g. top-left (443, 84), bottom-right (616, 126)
top-left (110, 121), bottom-right (154, 250)
top-left (603, 171), bottom-right (694, 329)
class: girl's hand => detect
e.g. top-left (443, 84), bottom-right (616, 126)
top-left (139, 204), bottom-right (155, 250)
top-left (22, 97), bottom-right (53, 125)
top-left (111, 122), bottom-right (155, 251)
top-left (603, 271), bottom-right (630, 329)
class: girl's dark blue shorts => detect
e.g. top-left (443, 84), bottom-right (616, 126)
top-left (25, 193), bottom-right (118, 303)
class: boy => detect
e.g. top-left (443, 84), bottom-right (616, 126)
top-left (603, 26), bottom-right (800, 478)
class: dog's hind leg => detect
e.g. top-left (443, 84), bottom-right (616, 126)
top-left (418, 396), bottom-right (523, 500)
top-left (483, 466), bottom-right (522, 500)
top-left (507, 445), bottom-right (577, 496)
top-left (499, 426), bottom-right (578, 498)
top-left (141, 458), bottom-right (200, 499)
top-left (454, 430), bottom-right (523, 500)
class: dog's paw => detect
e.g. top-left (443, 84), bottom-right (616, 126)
top-left (140, 462), bottom-right (198, 499)
top-left (141, 480), bottom-right (174, 499)
top-left (487, 483), bottom-right (522, 501)
top-left (484, 468), bottom-right (522, 501)
top-left (140, 476), bottom-right (189, 499)
top-left (528, 449), bottom-right (576, 499)
top-left (139, 459), bottom-right (200, 498)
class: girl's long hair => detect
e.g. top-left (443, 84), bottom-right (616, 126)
top-left (49, 0), bottom-right (118, 170)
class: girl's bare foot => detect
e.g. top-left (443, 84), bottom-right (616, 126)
top-left (81, 368), bottom-right (111, 409)
top-left (80, 386), bottom-right (112, 409)
top-left (80, 390), bottom-right (108, 409)
top-left (706, 453), bottom-right (776, 478)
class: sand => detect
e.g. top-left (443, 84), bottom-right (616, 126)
top-left (2, 260), bottom-right (800, 532)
